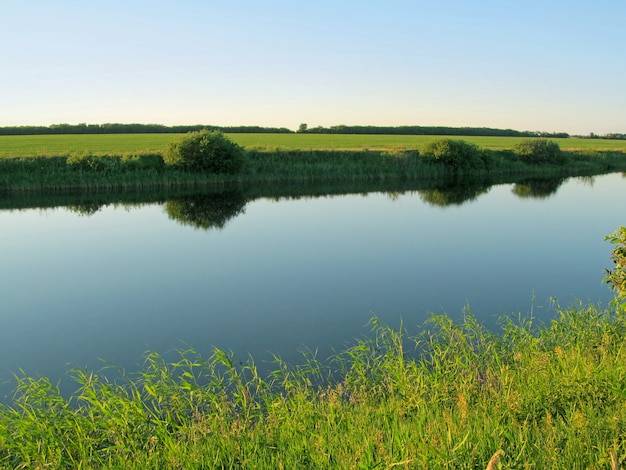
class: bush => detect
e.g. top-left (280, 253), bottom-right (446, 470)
top-left (120, 153), bottom-right (165, 171)
top-left (605, 226), bottom-right (626, 310)
top-left (163, 130), bottom-right (244, 174)
top-left (514, 139), bottom-right (564, 165)
top-left (66, 153), bottom-right (122, 173)
top-left (420, 139), bottom-right (484, 169)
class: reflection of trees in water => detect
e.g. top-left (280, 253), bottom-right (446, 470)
top-left (66, 202), bottom-right (104, 216)
top-left (164, 190), bottom-right (247, 230)
top-left (511, 177), bottom-right (565, 199)
top-left (418, 179), bottom-right (491, 207)
top-left (384, 191), bottom-right (401, 201)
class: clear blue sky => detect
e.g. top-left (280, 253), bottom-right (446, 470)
top-left (1, 0), bottom-right (624, 134)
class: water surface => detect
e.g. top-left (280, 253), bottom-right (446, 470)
top-left (1, 173), bottom-right (624, 397)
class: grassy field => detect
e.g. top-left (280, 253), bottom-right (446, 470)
top-left (2, 133), bottom-right (626, 157)
top-left (1, 132), bottom-right (625, 194)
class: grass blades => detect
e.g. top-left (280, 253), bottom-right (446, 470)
top-left (1, 305), bottom-right (626, 469)
top-left (1, 148), bottom-right (625, 194)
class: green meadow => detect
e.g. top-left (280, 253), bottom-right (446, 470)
top-left (1, 133), bottom-right (626, 158)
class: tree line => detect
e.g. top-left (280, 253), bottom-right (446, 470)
top-left (584, 132), bottom-right (626, 140)
top-left (1, 122), bottom-right (623, 140)
top-left (297, 124), bottom-right (570, 138)
top-left (0, 123), bottom-right (293, 136)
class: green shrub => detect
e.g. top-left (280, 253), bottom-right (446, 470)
top-left (163, 130), bottom-right (244, 174)
top-left (514, 139), bottom-right (564, 164)
top-left (605, 226), bottom-right (626, 310)
top-left (66, 153), bottom-right (122, 173)
top-left (120, 152), bottom-right (165, 171)
top-left (420, 139), bottom-right (484, 169)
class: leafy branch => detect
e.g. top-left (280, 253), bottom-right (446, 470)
top-left (605, 226), bottom-right (626, 309)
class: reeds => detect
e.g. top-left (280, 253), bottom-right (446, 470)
top-left (2, 304), bottom-right (626, 468)
top-left (1, 149), bottom-right (625, 194)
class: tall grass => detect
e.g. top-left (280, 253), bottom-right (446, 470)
top-left (1, 304), bottom-right (626, 469)
top-left (2, 148), bottom-right (625, 194)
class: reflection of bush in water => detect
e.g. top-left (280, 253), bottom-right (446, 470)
top-left (511, 177), bottom-right (565, 199)
top-left (66, 202), bottom-right (105, 216)
top-left (164, 190), bottom-right (247, 230)
top-left (418, 181), bottom-right (491, 207)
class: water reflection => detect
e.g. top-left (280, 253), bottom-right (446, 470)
top-left (417, 176), bottom-right (492, 207)
top-left (164, 190), bottom-right (247, 230)
top-left (67, 202), bottom-right (106, 216)
top-left (0, 174), bottom-right (597, 229)
top-left (511, 177), bottom-right (565, 199)
top-left (2, 172), bottom-right (625, 402)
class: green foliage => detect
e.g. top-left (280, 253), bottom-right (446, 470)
top-left (66, 152), bottom-right (164, 174)
top-left (66, 153), bottom-right (122, 173)
top-left (163, 130), bottom-right (244, 174)
top-left (420, 139), bottom-right (486, 169)
top-left (120, 152), bottom-right (164, 171)
top-left (605, 226), bottom-right (626, 310)
top-left (514, 139), bottom-right (565, 164)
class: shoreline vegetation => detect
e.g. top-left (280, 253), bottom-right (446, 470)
top-left (2, 303), bottom-right (626, 468)
top-left (1, 132), bottom-right (626, 194)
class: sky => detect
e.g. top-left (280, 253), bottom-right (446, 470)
top-left (1, 0), bottom-right (624, 135)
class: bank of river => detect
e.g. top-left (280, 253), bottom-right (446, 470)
top-left (1, 146), bottom-right (625, 193)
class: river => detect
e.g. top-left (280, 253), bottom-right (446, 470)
top-left (1, 173), bottom-right (624, 398)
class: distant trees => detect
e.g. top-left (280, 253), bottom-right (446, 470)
top-left (297, 125), bottom-right (571, 139)
top-left (581, 132), bottom-right (626, 140)
top-left (0, 124), bottom-right (294, 136)
top-left (8, 123), bottom-right (626, 140)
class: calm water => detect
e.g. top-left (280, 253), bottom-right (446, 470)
top-left (1, 173), bottom-right (625, 398)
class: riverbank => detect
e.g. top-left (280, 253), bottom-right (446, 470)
top-left (1, 303), bottom-right (625, 469)
top-left (1, 147), bottom-right (625, 193)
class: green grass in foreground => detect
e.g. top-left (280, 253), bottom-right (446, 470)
top-left (1, 305), bottom-right (626, 469)
top-left (2, 133), bottom-right (626, 157)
